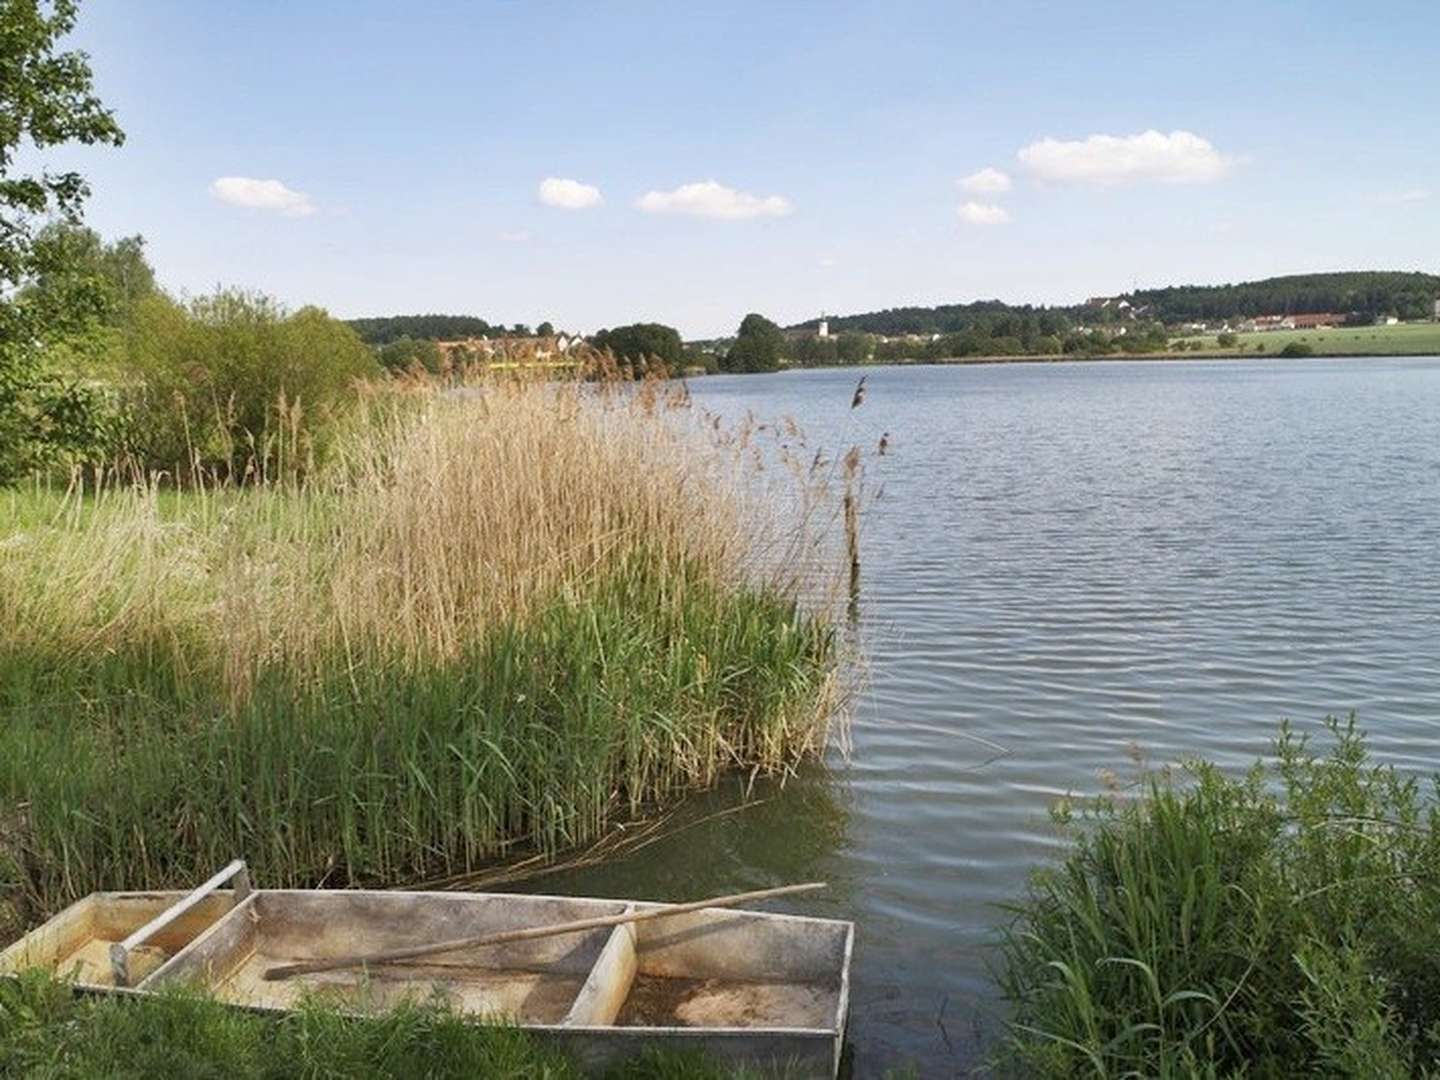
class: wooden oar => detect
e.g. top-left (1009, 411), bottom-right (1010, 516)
top-left (262, 881), bottom-right (827, 981)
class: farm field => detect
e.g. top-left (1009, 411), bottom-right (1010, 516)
top-left (1181, 321), bottom-right (1440, 356)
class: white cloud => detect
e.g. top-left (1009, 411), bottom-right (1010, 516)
top-left (957, 201), bottom-right (1011, 226)
top-left (209, 177), bottom-right (315, 216)
top-left (634, 180), bottom-right (791, 220)
top-left (959, 167), bottom-right (1012, 194)
top-left (1017, 129), bottom-right (1231, 186)
top-left (538, 177), bottom-right (603, 210)
top-left (1393, 187), bottom-right (1429, 204)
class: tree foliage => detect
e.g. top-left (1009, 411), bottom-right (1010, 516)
top-left (590, 322), bottom-right (683, 369)
top-left (0, 0), bottom-right (124, 479)
top-left (791, 272), bottom-right (1440, 357)
top-left (113, 290), bottom-right (378, 479)
top-left (802, 299), bottom-right (1076, 340)
top-left (377, 336), bottom-right (443, 374)
top-left (345, 314), bottom-right (499, 345)
top-left (723, 313), bottom-right (784, 373)
top-left (1130, 271), bottom-right (1440, 323)
top-left (21, 222), bottom-right (155, 327)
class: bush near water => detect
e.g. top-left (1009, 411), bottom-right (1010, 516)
top-left (996, 718), bottom-right (1440, 1078)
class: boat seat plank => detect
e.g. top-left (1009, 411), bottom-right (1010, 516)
top-left (563, 912), bottom-right (637, 1027)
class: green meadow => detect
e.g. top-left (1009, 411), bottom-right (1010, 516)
top-left (1183, 320), bottom-right (1440, 357)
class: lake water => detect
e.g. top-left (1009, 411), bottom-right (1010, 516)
top-left (545, 358), bottom-right (1440, 1075)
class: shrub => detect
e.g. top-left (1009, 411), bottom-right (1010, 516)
top-left (590, 323), bottom-right (684, 371)
top-left (377, 336), bottom-right (443, 375)
top-left (1216, 332), bottom-right (1238, 347)
top-left (1279, 342), bottom-right (1314, 358)
top-left (996, 718), bottom-right (1440, 1077)
top-left (111, 289), bottom-right (378, 480)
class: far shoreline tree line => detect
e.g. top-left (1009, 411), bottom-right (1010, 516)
top-left (344, 265), bottom-right (1440, 377)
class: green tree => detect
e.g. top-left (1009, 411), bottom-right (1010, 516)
top-left (590, 322), bottom-right (683, 370)
top-left (535, 321), bottom-right (555, 337)
top-left (723, 313), bottom-right (784, 373)
top-left (20, 223), bottom-right (155, 348)
top-left (0, 0), bottom-right (125, 479)
top-left (377, 336), bottom-right (442, 374)
top-left (835, 332), bottom-right (871, 365)
top-left (345, 314), bottom-right (497, 345)
top-left (114, 290), bottom-right (379, 479)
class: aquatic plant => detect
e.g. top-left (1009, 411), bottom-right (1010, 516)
top-left (0, 370), bottom-right (847, 913)
top-left (995, 717), bottom-right (1440, 1078)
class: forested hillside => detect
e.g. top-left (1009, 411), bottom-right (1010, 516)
top-left (1130, 271), bottom-right (1440, 322)
top-left (792, 272), bottom-right (1440, 335)
top-left (793, 301), bottom-right (1080, 338)
top-left (346, 314), bottom-right (501, 344)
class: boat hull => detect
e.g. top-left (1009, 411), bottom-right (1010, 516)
top-left (2, 887), bottom-right (852, 1078)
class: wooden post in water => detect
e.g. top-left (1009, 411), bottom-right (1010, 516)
top-left (844, 489), bottom-right (860, 598)
top-left (842, 444), bottom-right (861, 619)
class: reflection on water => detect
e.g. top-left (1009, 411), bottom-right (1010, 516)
top-left (530, 764), bottom-right (853, 906)
top-left (510, 358), bottom-right (1440, 1075)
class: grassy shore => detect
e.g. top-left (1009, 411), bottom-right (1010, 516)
top-left (0, 972), bottom-right (754, 1079)
top-left (997, 718), bottom-right (1440, 1077)
top-left (0, 376), bottom-right (845, 919)
top-left (1178, 320), bottom-right (1440, 357)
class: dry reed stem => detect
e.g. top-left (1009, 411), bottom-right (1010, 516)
top-left (1, 366), bottom-right (845, 705)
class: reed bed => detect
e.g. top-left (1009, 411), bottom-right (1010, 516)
top-left (0, 366), bottom-right (846, 915)
top-left (996, 718), bottom-right (1440, 1077)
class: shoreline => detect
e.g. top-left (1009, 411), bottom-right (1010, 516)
top-left (730, 348), bottom-right (1440, 373)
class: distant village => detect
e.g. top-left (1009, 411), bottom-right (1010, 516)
top-left (1084, 295), bottom-right (1440, 336)
top-left (355, 283), bottom-right (1440, 374)
top-left (782, 295), bottom-right (1440, 350)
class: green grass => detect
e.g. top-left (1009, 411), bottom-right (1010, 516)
top-left (0, 547), bottom-right (835, 912)
top-left (0, 381), bottom-right (843, 917)
top-left (1179, 321), bottom-right (1440, 357)
top-left (995, 717), bottom-right (1440, 1078)
top-left (0, 971), bottom-right (773, 1079)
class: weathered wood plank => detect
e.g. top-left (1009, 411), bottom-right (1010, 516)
top-left (563, 915), bottom-right (637, 1027)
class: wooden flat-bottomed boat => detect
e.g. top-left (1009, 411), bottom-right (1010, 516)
top-left (0, 862), bottom-right (853, 1078)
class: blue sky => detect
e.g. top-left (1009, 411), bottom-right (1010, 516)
top-left (54, 0), bottom-right (1440, 337)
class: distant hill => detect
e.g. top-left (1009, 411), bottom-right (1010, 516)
top-left (346, 314), bottom-right (500, 345)
top-left (792, 272), bottom-right (1440, 335)
top-left (790, 300), bottom-right (1078, 338)
top-left (1127, 271), bottom-right (1440, 323)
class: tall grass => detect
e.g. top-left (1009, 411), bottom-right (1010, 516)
top-left (995, 718), bottom-right (1440, 1078)
top-left (0, 368), bottom-right (847, 915)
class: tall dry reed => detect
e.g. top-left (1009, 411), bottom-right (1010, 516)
top-left (0, 361), bottom-right (847, 912)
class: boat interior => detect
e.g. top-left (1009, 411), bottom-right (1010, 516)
top-left (0, 891), bottom-right (239, 990)
top-left (3, 887), bottom-right (851, 1034)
